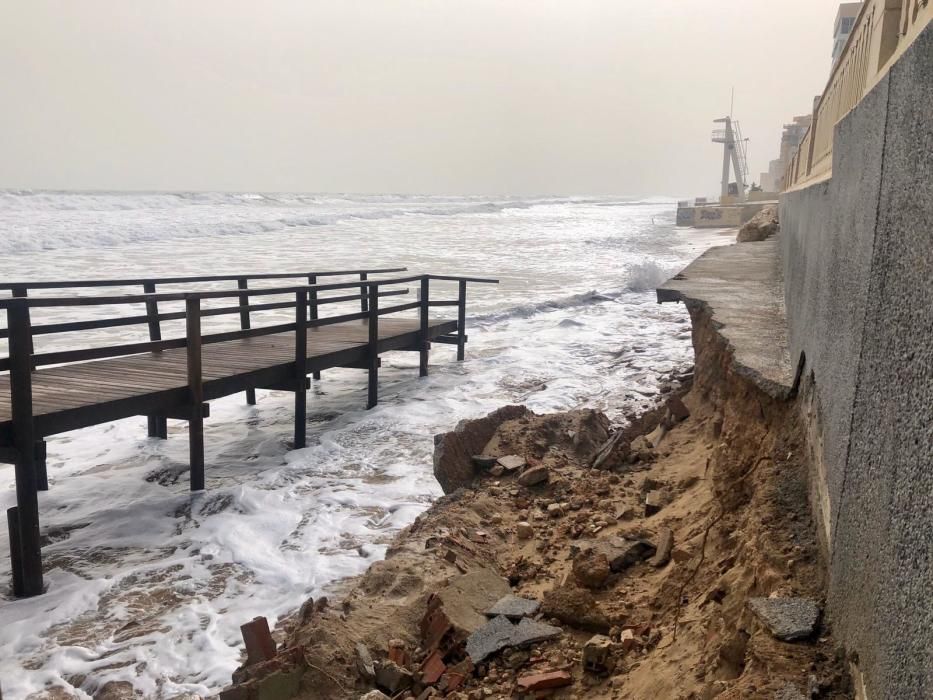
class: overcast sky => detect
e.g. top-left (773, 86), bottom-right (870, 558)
top-left (1, 1), bottom-right (843, 196)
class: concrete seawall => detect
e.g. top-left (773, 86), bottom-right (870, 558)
top-left (781, 23), bottom-right (932, 699)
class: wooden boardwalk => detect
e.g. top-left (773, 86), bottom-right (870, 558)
top-left (0, 269), bottom-right (494, 597)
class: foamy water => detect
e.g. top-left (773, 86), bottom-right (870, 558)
top-left (0, 192), bottom-right (728, 698)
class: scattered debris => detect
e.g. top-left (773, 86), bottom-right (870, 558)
top-left (582, 634), bottom-right (613, 673)
top-left (747, 597), bottom-right (821, 641)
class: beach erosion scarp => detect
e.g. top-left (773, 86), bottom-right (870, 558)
top-left (212, 220), bottom-right (853, 700)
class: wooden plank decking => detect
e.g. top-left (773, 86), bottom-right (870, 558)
top-left (0, 317), bottom-right (455, 437)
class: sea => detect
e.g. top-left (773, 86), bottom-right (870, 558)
top-left (0, 191), bottom-right (728, 698)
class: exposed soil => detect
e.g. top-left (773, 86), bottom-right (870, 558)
top-left (218, 303), bottom-right (853, 700)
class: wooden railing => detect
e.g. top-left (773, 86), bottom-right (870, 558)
top-left (0, 272), bottom-right (497, 598)
top-left (784, 0), bottom-right (931, 189)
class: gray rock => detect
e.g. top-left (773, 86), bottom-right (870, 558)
top-left (355, 642), bottom-right (375, 682)
top-left (374, 660), bottom-right (413, 694)
top-left (580, 537), bottom-right (657, 572)
top-left (359, 692), bottom-right (391, 700)
top-left (748, 597), bottom-right (820, 641)
top-left (486, 594), bottom-right (540, 620)
top-left (773, 684), bottom-right (807, 700)
top-left (517, 465), bottom-right (549, 486)
top-left (472, 454), bottom-right (499, 468)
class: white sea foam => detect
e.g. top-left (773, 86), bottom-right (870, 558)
top-left (0, 193), bottom-right (729, 698)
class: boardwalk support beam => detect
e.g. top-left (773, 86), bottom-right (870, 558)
top-left (186, 297), bottom-right (205, 491)
top-left (457, 280), bottom-right (467, 362)
top-left (8, 299), bottom-right (44, 597)
top-left (238, 278), bottom-right (258, 406)
top-left (294, 291), bottom-right (308, 449)
top-left (144, 281), bottom-right (169, 439)
top-left (419, 278), bottom-right (430, 377)
top-left (367, 283), bottom-right (379, 409)
top-left (308, 275), bottom-right (321, 381)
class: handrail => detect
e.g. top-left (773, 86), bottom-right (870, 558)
top-left (0, 267), bottom-right (408, 291)
top-left (0, 289), bottom-right (410, 340)
top-left (0, 273), bottom-right (498, 371)
top-left (0, 274), bottom-right (497, 309)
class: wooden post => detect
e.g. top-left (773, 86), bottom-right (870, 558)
top-left (308, 275), bottom-right (321, 381)
top-left (10, 285), bottom-right (33, 356)
top-left (294, 291), bottom-right (308, 449)
top-left (419, 277), bottom-right (430, 377)
top-left (35, 440), bottom-right (48, 491)
top-left (238, 278), bottom-right (257, 406)
top-left (143, 281), bottom-right (168, 439)
top-left (457, 279), bottom-right (467, 362)
top-left (367, 282), bottom-right (379, 409)
top-left (360, 272), bottom-right (369, 313)
top-left (8, 299), bottom-right (44, 597)
top-left (186, 297), bottom-right (206, 492)
top-left (6, 507), bottom-right (24, 597)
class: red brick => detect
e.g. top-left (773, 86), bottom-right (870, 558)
top-left (421, 649), bottom-right (447, 684)
top-left (240, 616), bottom-right (276, 667)
top-left (516, 670), bottom-right (573, 691)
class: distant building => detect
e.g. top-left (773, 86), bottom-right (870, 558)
top-left (832, 3), bottom-right (863, 67)
top-left (759, 115), bottom-right (812, 192)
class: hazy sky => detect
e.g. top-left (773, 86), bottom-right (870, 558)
top-left (1, 1), bottom-right (843, 196)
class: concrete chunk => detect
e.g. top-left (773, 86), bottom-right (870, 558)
top-left (485, 594), bottom-right (540, 620)
top-left (748, 597), bottom-right (820, 641)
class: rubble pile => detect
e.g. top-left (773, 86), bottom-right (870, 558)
top-left (215, 360), bottom-right (852, 700)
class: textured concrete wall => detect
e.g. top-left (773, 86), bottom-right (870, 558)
top-left (779, 24), bottom-right (932, 700)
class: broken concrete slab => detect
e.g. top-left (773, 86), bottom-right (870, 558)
top-left (421, 569), bottom-right (512, 649)
top-left (485, 594), bottom-right (540, 620)
top-left (497, 455), bottom-right (526, 471)
top-left (466, 614), bottom-right (562, 663)
top-left (509, 617), bottom-right (562, 647)
top-left (465, 615), bottom-right (516, 663)
top-left (748, 597), bottom-right (820, 641)
top-left (649, 528), bottom-right (674, 567)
